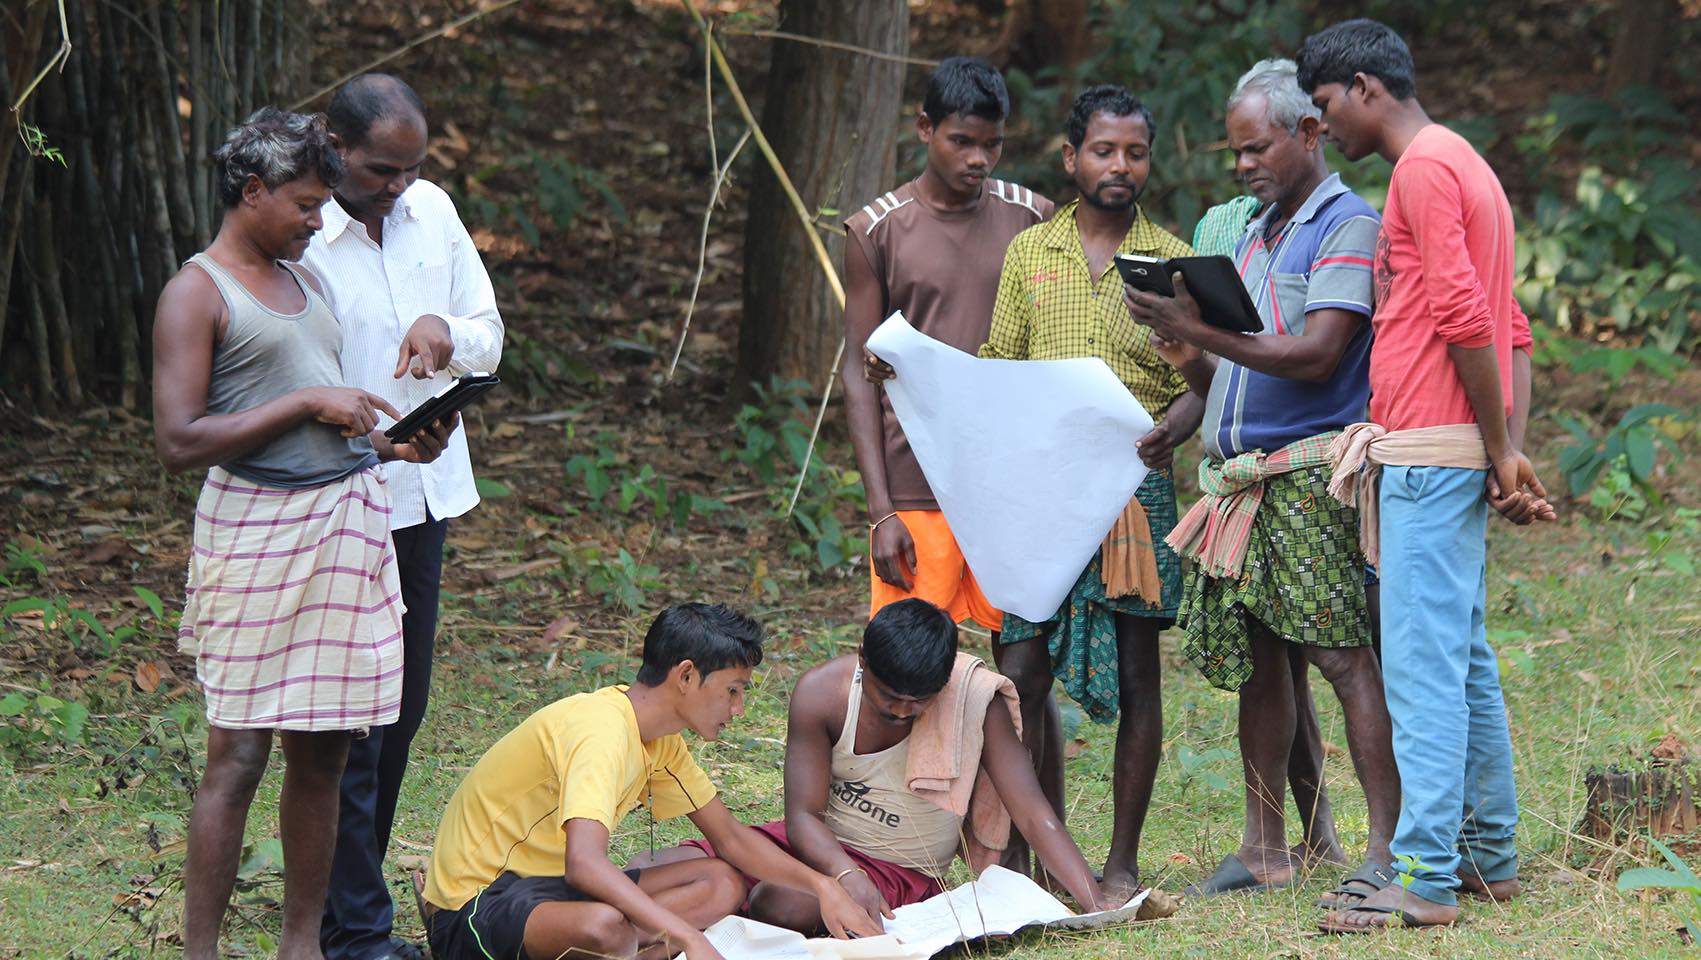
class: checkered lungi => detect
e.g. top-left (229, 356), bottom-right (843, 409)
top-left (1179, 464), bottom-right (1370, 691)
top-left (178, 465), bottom-right (404, 731)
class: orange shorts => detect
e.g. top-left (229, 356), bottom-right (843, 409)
top-left (868, 509), bottom-right (1002, 632)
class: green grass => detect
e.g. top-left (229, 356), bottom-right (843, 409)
top-left (2, 509), bottom-right (1699, 958)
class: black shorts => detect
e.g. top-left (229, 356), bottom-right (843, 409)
top-left (428, 868), bottom-right (642, 960)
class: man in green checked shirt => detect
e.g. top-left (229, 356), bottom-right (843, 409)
top-left (978, 84), bottom-right (1204, 903)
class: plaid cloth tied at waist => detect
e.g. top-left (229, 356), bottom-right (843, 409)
top-left (1165, 431), bottom-right (1341, 579)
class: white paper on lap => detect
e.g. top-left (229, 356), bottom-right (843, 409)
top-left (864, 312), bottom-right (1153, 622)
top-left (680, 866), bottom-right (1149, 959)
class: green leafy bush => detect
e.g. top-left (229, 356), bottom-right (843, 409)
top-left (1515, 89), bottom-right (1701, 352)
top-left (566, 428), bottom-right (722, 526)
top-left (1555, 403), bottom-right (1688, 508)
top-left (0, 690), bottom-right (89, 750)
top-left (728, 379), bottom-right (866, 573)
top-left (463, 152), bottom-right (625, 249)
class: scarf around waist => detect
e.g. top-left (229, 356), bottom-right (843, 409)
top-left (1325, 422), bottom-right (1490, 565)
top-left (1165, 431), bottom-right (1340, 579)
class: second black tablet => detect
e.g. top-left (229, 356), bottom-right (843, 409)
top-left (384, 372), bottom-right (501, 443)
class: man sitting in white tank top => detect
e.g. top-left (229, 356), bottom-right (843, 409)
top-left (632, 600), bottom-right (1113, 934)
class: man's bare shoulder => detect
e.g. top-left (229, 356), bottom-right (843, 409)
top-left (789, 655), bottom-right (856, 724)
top-left (156, 261), bottom-right (223, 325)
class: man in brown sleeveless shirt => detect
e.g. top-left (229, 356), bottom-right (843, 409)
top-left (841, 57), bottom-right (1067, 871)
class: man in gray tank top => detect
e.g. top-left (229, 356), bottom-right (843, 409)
top-left (152, 107), bottom-right (456, 960)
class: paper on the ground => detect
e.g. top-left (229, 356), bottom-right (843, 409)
top-left (864, 312), bottom-right (1153, 622)
top-left (680, 866), bottom-right (1149, 959)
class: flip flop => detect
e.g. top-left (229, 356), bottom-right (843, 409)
top-left (1316, 902), bottom-right (1454, 934)
top-left (1314, 860), bottom-right (1395, 909)
top-left (1182, 854), bottom-right (1295, 897)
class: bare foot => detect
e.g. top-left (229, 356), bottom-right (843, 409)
top-left (1100, 867), bottom-right (1141, 908)
top-left (1458, 873), bottom-right (1520, 903)
top-left (1234, 845), bottom-right (1295, 887)
top-left (1318, 883), bottom-right (1459, 933)
top-left (1291, 840), bottom-right (1351, 870)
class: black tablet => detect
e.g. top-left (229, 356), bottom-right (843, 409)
top-left (1115, 254), bottom-right (1265, 334)
top-left (384, 372), bottom-right (501, 443)
top-left (1114, 254), bottom-right (1176, 297)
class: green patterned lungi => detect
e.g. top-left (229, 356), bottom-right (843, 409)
top-left (1001, 468), bottom-right (1181, 724)
top-left (1180, 463), bottom-right (1369, 691)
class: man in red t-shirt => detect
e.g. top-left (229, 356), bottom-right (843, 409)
top-left (1296, 19), bottom-right (1554, 934)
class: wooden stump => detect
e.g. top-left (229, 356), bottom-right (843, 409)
top-left (1579, 750), bottom-right (1699, 851)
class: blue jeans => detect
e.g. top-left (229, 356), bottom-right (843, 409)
top-left (1377, 466), bottom-right (1518, 907)
top-left (321, 517), bottom-right (447, 959)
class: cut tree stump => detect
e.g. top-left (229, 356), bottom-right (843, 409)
top-left (1579, 738), bottom-right (1699, 850)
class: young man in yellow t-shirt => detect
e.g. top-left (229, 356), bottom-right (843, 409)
top-left (421, 604), bottom-right (881, 960)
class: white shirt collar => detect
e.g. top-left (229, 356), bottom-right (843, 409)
top-left (317, 188), bottom-right (419, 244)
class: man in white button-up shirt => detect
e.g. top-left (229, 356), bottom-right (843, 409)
top-left (302, 74), bottom-right (503, 960)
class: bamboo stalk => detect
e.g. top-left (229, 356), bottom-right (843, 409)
top-left (19, 174), bottom-right (55, 402)
top-left (667, 128), bottom-right (752, 381)
top-left (7, 0), bottom-right (71, 119)
top-left (137, 106), bottom-right (180, 313)
top-left (221, 0), bottom-right (237, 123)
top-left (94, 0), bottom-right (147, 383)
top-left (679, 0), bottom-right (844, 307)
top-left (239, 0), bottom-right (260, 116)
top-left (150, 0), bottom-right (196, 257)
top-left (0, 47), bottom-right (17, 365)
top-left (724, 29), bottom-right (939, 67)
top-left (0, 166), bottom-right (23, 373)
top-left (61, 5), bottom-right (103, 302)
top-left (0, 5), bottom-right (49, 278)
top-left (187, 0), bottom-right (210, 247)
top-left (32, 189), bottom-right (83, 405)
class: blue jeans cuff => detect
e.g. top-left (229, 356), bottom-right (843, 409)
top-left (1395, 873), bottom-right (1459, 908)
top-left (1457, 845), bottom-right (1518, 884)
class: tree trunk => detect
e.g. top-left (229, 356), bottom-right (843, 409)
top-left (736, 0), bottom-right (909, 396)
top-left (1605, 0), bottom-right (1678, 93)
top-left (988, 0), bottom-right (1091, 75)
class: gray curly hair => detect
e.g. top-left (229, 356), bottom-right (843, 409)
top-left (213, 107), bottom-right (344, 208)
top-left (1226, 59), bottom-right (1321, 134)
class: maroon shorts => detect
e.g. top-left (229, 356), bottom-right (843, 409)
top-left (681, 819), bottom-right (944, 909)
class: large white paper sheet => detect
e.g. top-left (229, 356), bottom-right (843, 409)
top-left (682, 866), bottom-right (1149, 959)
top-left (864, 313), bottom-right (1153, 622)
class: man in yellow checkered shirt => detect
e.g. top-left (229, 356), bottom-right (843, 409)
top-left (980, 84), bottom-right (1203, 903)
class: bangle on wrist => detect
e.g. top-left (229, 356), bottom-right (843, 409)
top-left (868, 511), bottom-right (898, 532)
top-left (834, 866), bottom-right (866, 884)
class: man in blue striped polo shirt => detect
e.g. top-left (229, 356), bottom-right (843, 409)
top-left (1125, 59), bottom-right (1399, 904)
